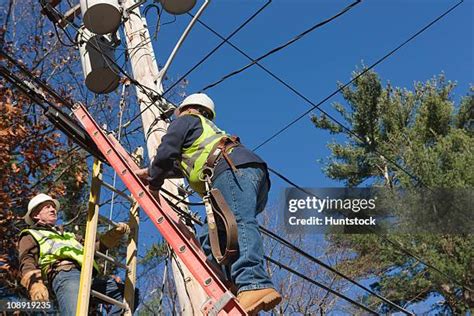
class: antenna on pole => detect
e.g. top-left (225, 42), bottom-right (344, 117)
top-left (158, 0), bottom-right (210, 85)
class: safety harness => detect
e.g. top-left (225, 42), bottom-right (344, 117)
top-left (200, 136), bottom-right (241, 266)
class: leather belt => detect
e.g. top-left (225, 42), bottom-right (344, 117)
top-left (206, 135), bottom-right (240, 173)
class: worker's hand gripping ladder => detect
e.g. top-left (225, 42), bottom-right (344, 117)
top-left (73, 102), bottom-right (247, 315)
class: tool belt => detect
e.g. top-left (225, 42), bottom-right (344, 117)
top-left (201, 136), bottom-right (240, 266)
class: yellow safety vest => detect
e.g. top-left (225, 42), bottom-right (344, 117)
top-left (20, 228), bottom-right (99, 278)
top-left (180, 114), bottom-right (229, 195)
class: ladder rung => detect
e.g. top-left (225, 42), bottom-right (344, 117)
top-left (95, 251), bottom-right (128, 270)
top-left (100, 180), bottom-right (134, 203)
top-left (91, 290), bottom-right (128, 310)
top-left (98, 215), bottom-right (118, 227)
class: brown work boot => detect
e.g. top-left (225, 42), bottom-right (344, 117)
top-left (237, 288), bottom-right (282, 315)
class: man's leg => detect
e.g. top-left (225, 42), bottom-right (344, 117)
top-left (51, 268), bottom-right (81, 316)
top-left (212, 165), bottom-right (274, 292)
top-left (91, 276), bottom-right (124, 315)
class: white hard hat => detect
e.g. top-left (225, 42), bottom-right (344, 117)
top-left (176, 93), bottom-right (216, 119)
top-left (24, 193), bottom-right (60, 225)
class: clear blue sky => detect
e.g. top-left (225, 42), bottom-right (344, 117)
top-left (103, 0), bottom-right (472, 312)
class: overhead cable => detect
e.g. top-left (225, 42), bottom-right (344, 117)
top-left (126, 0), bottom-right (272, 127)
top-left (251, 0), bottom-right (464, 152)
top-left (155, 184), bottom-right (412, 314)
top-left (260, 226), bottom-right (414, 315)
top-left (163, 0), bottom-right (272, 96)
top-left (265, 255), bottom-right (379, 315)
top-left (188, 0), bottom-right (471, 293)
top-left (201, 0), bottom-right (361, 91)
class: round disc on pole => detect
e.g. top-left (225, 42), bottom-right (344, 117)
top-left (81, 0), bottom-right (121, 35)
top-left (160, 0), bottom-right (197, 15)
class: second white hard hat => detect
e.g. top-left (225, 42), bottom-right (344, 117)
top-left (24, 193), bottom-right (60, 226)
top-left (176, 93), bottom-right (216, 119)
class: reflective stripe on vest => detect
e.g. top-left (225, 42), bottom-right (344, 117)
top-left (20, 229), bottom-right (99, 278)
top-left (180, 114), bottom-right (228, 195)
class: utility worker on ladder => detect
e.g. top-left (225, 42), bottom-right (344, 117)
top-left (136, 93), bottom-right (282, 315)
top-left (17, 193), bottom-right (130, 315)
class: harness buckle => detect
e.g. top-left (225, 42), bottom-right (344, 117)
top-left (200, 166), bottom-right (214, 184)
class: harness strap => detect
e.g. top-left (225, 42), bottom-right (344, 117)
top-left (203, 135), bottom-right (241, 266)
top-left (206, 188), bottom-right (239, 266)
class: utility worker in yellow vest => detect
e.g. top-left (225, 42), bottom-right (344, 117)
top-left (136, 93), bottom-right (282, 315)
top-left (18, 193), bottom-right (130, 315)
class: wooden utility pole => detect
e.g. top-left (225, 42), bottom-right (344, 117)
top-left (122, 2), bottom-right (208, 314)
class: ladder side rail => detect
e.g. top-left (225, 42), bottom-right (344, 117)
top-left (123, 202), bottom-right (140, 316)
top-left (76, 159), bottom-right (102, 316)
top-left (73, 103), bottom-right (246, 315)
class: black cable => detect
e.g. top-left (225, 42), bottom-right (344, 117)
top-left (160, 187), bottom-right (204, 207)
top-left (149, 176), bottom-right (410, 314)
top-left (189, 0), bottom-right (463, 192)
top-left (268, 168), bottom-right (315, 197)
top-left (251, 0), bottom-right (464, 152)
top-left (130, 180), bottom-right (388, 314)
top-left (268, 167), bottom-right (473, 293)
top-left (162, 0), bottom-right (272, 97)
top-left (264, 256), bottom-right (379, 315)
top-left (126, 0), bottom-right (272, 127)
top-left (43, 3), bottom-right (165, 108)
top-left (52, 22), bottom-right (76, 47)
top-left (201, 0), bottom-right (361, 92)
top-left (191, 0), bottom-right (471, 293)
top-left (253, 0), bottom-right (473, 292)
top-left (260, 226), bottom-right (414, 315)
top-left (160, 195), bottom-right (203, 225)
top-left (143, 3), bottom-right (161, 40)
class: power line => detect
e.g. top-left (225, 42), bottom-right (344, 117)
top-left (162, 0), bottom-right (272, 96)
top-left (170, 0), bottom-right (470, 293)
top-left (126, 0), bottom-right (272, 127)
top-left (267, 166), bottom-right (473, 293)
top-left (260, 226), bottom-right (414, 315)
top-left (264, 256), bottom-right (379, 315)
top-left (188, 0), bottom-right (463, 190)
top-left (41, 2), bottom-right (165, 110)
top-left (155, 190), bottom-right (384, 314)
top-left (201, 0), bottom-right (361, 92)
top-left (190, 0), bottom-right (462, 190)
top-left (251, 0), bottom-right (464, 152)
top-left (155, 184), bottom-right (412, 315)
top-left (248, 0), bottom-right (472, 292)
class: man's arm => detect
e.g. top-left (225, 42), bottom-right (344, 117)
top-left (18, 235), bottom-right (40, 280)
top-left (17, 235), bottom-right (49, 300)
top-left (148, 115), bottom-right (201, 188)
top-left (75, 224), bottom-right (130, 251)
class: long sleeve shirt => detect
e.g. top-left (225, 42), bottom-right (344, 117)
top-left (148, 114), bottom-right (268, 188)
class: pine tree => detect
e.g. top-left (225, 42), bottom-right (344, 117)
top-left (312, 68), bottom-right (473, 314)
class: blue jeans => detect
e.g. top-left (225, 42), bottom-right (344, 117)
top-left (51, 268), bottom-right (124, 315)
top-left (199, 164), bottom-right (275, 293)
